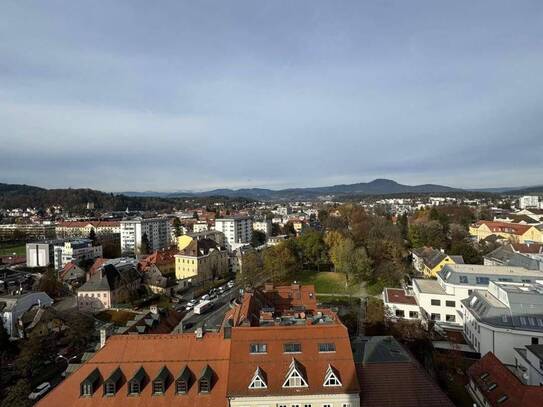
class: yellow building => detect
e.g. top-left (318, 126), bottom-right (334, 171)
top-left (411, 247), bottom-right (464, 278)
top-left (175, 237), bottom-right (228, 286)
top-left (469, 221), bottom-right (543, 244)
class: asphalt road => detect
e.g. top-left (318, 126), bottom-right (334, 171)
top-left (179, 288), bottom-right (239, 333)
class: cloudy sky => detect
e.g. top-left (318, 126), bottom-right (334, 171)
top-left (1, 1), bottom-right (543, 192)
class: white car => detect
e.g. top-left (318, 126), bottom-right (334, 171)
top-left (29, 382), bottom-right (51, 400)
top-left (187, 299), bottom-right (197, 306)
top-left (227, 280), bottom-right (235, 287)
top-left (200, 294), bottom-right (210, 301)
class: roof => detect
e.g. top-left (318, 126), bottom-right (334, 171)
top-left (138, 248), bottom-right (177, 271)
top-left (384, 288), bottom-right (417, 305)
top-left (178, 238), bottom-right (224, 257)
top-left (261, 284), bottom-right (318, 313)
top-left (526, 344), bottom-right (543, 361)
top-left (352, 336), bottom-right (455, 407)
top-left (438, 264), bottom-right (543, 285)
top-left (413, 279), bottom-right (448, 295)
top-left (473, 221), bottom-right (533, 236)
top-left (227, 324), bottom-right (359, 397)
top-left (57, 221), bottom-right (120, 228)
top-left (36, 333), bottom-right (231, 407)
top-left (467, 352), bottom-right (543, 407)
top-left (79, 262), bottom-right (140, 292)
top-left (511, 243), bottom-right (543, 254)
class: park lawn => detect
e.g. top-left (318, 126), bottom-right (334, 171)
top-left (287, 270), bottom-right (350, 294)
top-left (0, 243), bottom-right (26, 256)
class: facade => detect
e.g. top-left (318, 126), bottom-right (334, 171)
top-left (26, 239), bottom-right (66, 268)
top-left (252, 219), bottom-right (272, 236)
top-left (520, 196), bottom-right (541, 210)
top-left (462, 281), bottom-right (543, 364)
top-left (383, 264), bottom-right (543, 328)
top-left (0, 292), bottom-right (54, 338)
top-left (55, 221), bottom-right (120, 238)
top-left (469, 221), bottom-right (543, 244)
top-left (214, 216), bottom-right (252, 251)
top-left (0, 223), bottom-right (56, 241)
top-left (120, 218), bottom-right (170, 256)
top-left (175, 238), bottom-right (228, 286)
top-left (53, 239), bottom-right (103, 270)
top-left (77, 258), bottom-right (141, 312)
top-left (513, 345), bottom-right (543, 386)
top-left (411, 246), bottom-right (464, 277)
top-left (467, 352), bottom-right (543, 407)
top-left (193, 221), bottom-right (209, 233)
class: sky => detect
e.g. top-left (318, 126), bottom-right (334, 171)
top-left (1, 1), bottom-right (543, 192)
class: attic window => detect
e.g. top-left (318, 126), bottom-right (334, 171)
top-left (153, 366), bottom-right (171, 395)
top-left (248, 367), bottom-right (267, 389)
top-left (80, 368), bottom-right (100, 397)
top-left (176, 366), bottom-right (191, 395)
top-left (283, 343), bottom-right (302, 353)
top-left (128, 367), bottom-right (146, 396)
top-left (318, 343), bottom-right (336, 353)
top-left (488, 383), bottom-right (497, 391)
top-left (199, 365), bottom-right (213, 393)
top-left (497, 395), bottom-right (508, 403)
top-left (323, 364), bottom-right (342, 387)
top-left (104, 367), bottom-right (123, 396)
top-left (479, 372), bottom-right (489, 380)
top-left (282, 358), bottom-right (308, 388)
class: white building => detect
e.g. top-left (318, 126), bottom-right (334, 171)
top-left (384, 264), bottom-right (543, 329)
top-left (53, 239), bottom-right (103, 270)
top-left (520, 196), bottom-right (540, 209)
top-left (513, 344), bottom-right (543, 386)
top-left (462, 281), bottom-right (543, 364)
top-left (26, 239), bottom-right (67, 268)
top-left (0, 292), bottom-right (54, 338)
top-left (214, 216), bottom-right (252, 251)
top-left (193, 221), bottom-right (209, 233)
top-left (252, 219), bottom-right (272, 236)
top-left (120, 218), bottom-right (170, 256)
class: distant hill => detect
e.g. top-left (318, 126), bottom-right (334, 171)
top-left (123, 178), bottom-right (463, 200)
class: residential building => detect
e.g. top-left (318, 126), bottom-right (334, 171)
top-left (352, 336), bottom-right (455, 407)
top-left (185, 230), bottom-right (226, 247)
top-left (0, 223), bottom-right (56, 241)
top-left (77, 258), bottom-right (141, 312)
top-left (469, 221), bottom-right (543, 244)
top-left (175, 238), bottom-right (228, 287)
top-left (252, 219), bottom-right (272, 236)
top-left (467, 352), bottom-right (543, 407)
top-left (55, 220), bottom-right (120, 238)
top-left (383, 264), bottom-right (543, 329)
top-left (120, 218), bottom-right (170, 256)
top-left (26, 239), bottom-right (67, 268)
top-left (53, 238), bottom-right (103, 270)
top-left (0, 292), bottom-right (54, 338)
top-left (462, 281), bottom-right (543, 364)
top-left (520, 196), bottom-right (541, 210)
top-left (513, 345), bottom-right (543, 386)
top-left (214, 216), bottom-right (252, 251)
top-left (411, 246), bottom-right (464, 277)
top-left (138, 248), bottom-right (178, 295)
top-left (59, 262), bottom-right (86, 290)
top-left (484, 244), bottom-right (543, 271)
top-left (193, 221), bottom-right (209, 233)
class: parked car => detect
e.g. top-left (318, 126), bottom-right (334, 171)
top-left (171, 297), bottom-right (180, 303)
top-left (187, 299), bottom-right (197, 306)
top-left (29, 382), bottom-right (51, 400)
top-left (227, 280), bottom-right (235, 288)
top-left (201, 294), bottom-right (210, 301)
top-left (185, 303), bottom-right (194, 311)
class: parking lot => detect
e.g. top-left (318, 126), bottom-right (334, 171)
top-left (0, 268), bottom-right (34, 293)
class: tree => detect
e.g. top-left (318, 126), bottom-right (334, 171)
top-left (0, 321), bottom-right (10, 355)
top-left (0, 380), bottom-right (33, 407)
top-left (408, 220), bottom-right (446, 249)
top-left (38, 269), bottom-right (64, 298)
top-left (173, 217), bottom-right (182, 237)
top-left (236, 250), bottom-right (262, 289)
top-left (263, 241), bottom-right (299, 283)
top-left (297, 230), bottom-right (328, 271)
top-left (282, 222), bottom-right (296, 236)
top-left (139, 232), bottom-right (151, 255)
top-left (329, 238), bottom-right (372, 285)
top-left (88, 228), bottom-right (97, 245)
top-left (397, 213), bottom-right (409, 241)
top-left (251, 230), bottom-right (266, 247)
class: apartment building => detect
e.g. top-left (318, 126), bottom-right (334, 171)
top-left (411, 246), bottom-right (464, 277)
top-left (53, 239), bottom-right (103, 270)
top-left (120, 218), bottom-right (170, 256)
top-left (384, 264), bottom-right (543, 328)
top-left (56, 220), bottom-right (120, 238)
top-left (462, 281), bottom-right (543, 364)
top-left (0, 292), bottom-right (54, 339)
top-left (520, 196), bottom-right (541, 210)
top-left (26, 239), bottom-right (67, 268)
top-left (469, 221), bottom-right (543, 244)
top-left (175, 237), bottom-right (228, 286)
top-left (214, 216), bottom-right (252, 251)
top-left (252, 219), bottom-right (272, 236)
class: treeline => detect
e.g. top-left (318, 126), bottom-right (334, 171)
top-left (0, 183), bottom-right (253, 213)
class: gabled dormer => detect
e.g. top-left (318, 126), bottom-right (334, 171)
top-left (199, 365), bottom-right (213, 393)
top-left (248, 366), bottom-right (267, 389)
top-left (175, 365), bottom-right (192, 395)
top-left (80, 368), bottom-right (101, 397)
top-left (127, 366), bottom-right (146, 396)
top-left (152, 366), bottom-right (171, 395)
top-left (282, 358), bottom-right (308, 388)
top-left (103, 367), bottom-right (123, 396)
top-left (323, 364), bottom-right (342, 387)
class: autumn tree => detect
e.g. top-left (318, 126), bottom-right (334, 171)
top-left (329, 237), bottom-right (372, 285)
top-left (236, 250), bottom-right (262, 289)
top-left (263, 241), bottom-right (299, 283)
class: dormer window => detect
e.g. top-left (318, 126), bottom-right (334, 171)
top-left (176, 366), bottom-right (192, 395)
top-left (80, 368), bottom-right (100, 397)
top-left (282, 358), bottom-right (308, 388)
top-left (323, 364), bottom-right (342, 387)
top-left (104, 367), bottom-right (123, 396)
top-left (248, 367), bottom-right (267, 389)
top-left (199, 365), bottom-right (213, 393)
top-left (153, 366), bottom-right (171, 395)
top-left (128, 367), bottom-right (146, 396)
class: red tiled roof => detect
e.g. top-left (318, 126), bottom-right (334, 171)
top-left (474, 221), bottom-right (532, 236)
top-left (59, 262), bottom-right (78, 280)
top-left (88, 257), bottom-right (107, 277)
top-left (262, 284), bottom-right (318, 313)
top-left (36, 333), bottom-right (231, 407)
top-left (358, 362), bottom-right (455, 407)
top-left (0, 255), bottom-right (26, 265)
top-left (384, 288), bottom-right (417, 305)
top-left (510, 243), bottom-right (543, 254)
top-left (227, 324), bottom-right (359, 397)
top-left (138, 248), bottom-right (178, 271)
top-left (467, 352), bottom-right (543, 407)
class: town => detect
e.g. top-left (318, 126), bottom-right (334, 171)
top-left (1, 188), bottom-right (543, 407)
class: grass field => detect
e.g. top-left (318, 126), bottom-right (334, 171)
top-left (286, 270), bottom-right (350, 294)
top-left (0, 243), bottom-right (26, 256)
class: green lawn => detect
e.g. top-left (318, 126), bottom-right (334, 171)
top-left (0, 243), bottom-right (26, 256)
top-left (286, 271), bottom-right (350, 294)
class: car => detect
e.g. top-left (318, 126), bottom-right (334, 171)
top-left (171, 297), bottom-right (180, 303)
top-left (209, 294), bottom-right (218, 302)
top-left (209, 288), bottom-right (217, 295)
top-left (185, 304), bottom-right (194, 311)
top-left (201, 294), bottom-right (210, 301)
top-left (187, 299), bottom-right (197, 306)
top-left (227, 280), bottom-right (235, 288)
top-left (28, 382), bottom-right (51, 400)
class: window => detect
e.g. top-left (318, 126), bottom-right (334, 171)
top-left (81, 383), bottom-right (93, 396)
top-left (248, 367), bottom-right (267, 389)
top-left (431, 299), bottom-right (441, 306)
top-left (431, 313), bottom-right (441, 321)
top-left (282, 359), bottom-right (308, 388)
top-left (476, 277), bottom-right (489, 285)
top-left (459, 275), bottom-right (468, 283)
top-left (343, 404), bottom-right (351, 407)
top-left (176, 380), bottom-right (188, 394)
top-left (446, 300), bottom-right (455, 307)
top-left (104, 382), bottom-right (116, 396)
top-left (395, 309), bottom-right (405, 318)
top-left (250, 343), bottom-right (267, 353)
top-left (323, 404), bottom-right (331, 407)
top-left (446, 315), bottom-right (456, 322)
top-left (532, 337), bottom-right (540, 345)
top-left (409, 311), bottom-right (419, 318)
top-left (488, 383), bottom-right (497, 391)
top-left (128, 381), bottom-right (140, 395)
top-left (284, 343), bottom-right (302, 353)
top-left (497, 395), bottom-right (508, 403)
top-left (153, 381), bottom-right (164, 395)
top-left (520, 317), bottom-right (527, 326)
top-left (323, 364), bottom-right (342, 387)
top-left (319, 343), bottom-right (336, 353)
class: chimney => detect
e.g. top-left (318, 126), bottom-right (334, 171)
top-left (150, 305), bottom-right (158, 315)
top-left (195, 327), bottom-right (204, 340)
